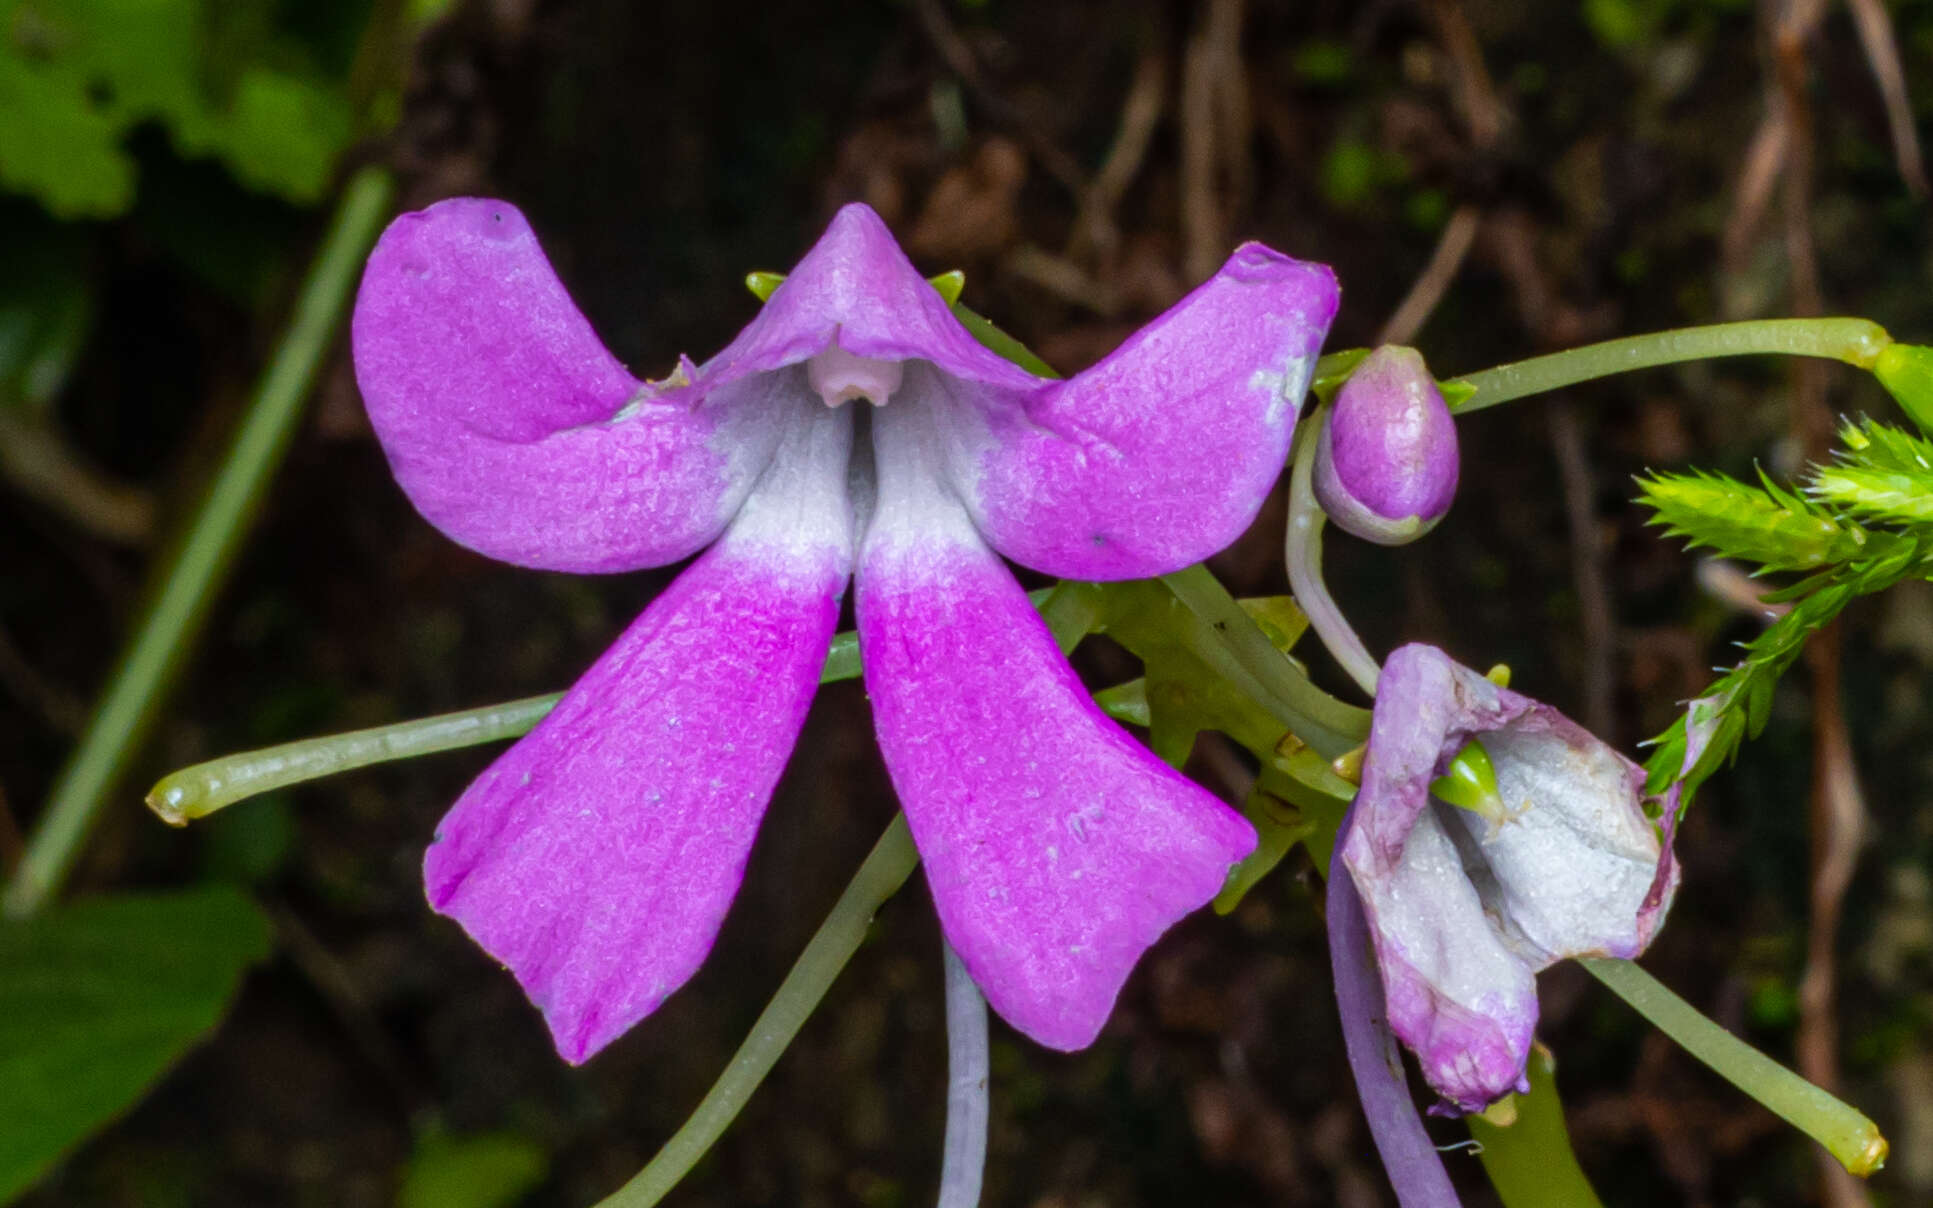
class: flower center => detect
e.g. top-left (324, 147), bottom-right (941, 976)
top-left (807, 344), bottom-right (903, 408)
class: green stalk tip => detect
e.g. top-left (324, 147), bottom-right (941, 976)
top-left (1874, 342), bottom-right (1933, 434)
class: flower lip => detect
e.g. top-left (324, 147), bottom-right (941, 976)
top-left (1313, 345), bottom-right (1459, 545)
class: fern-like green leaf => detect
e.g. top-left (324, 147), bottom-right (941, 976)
top-left (1636, 468), bottom-right (1870, 572)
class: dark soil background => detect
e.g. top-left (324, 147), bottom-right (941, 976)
top-left (5, 1), bottom-right (1933, 1205)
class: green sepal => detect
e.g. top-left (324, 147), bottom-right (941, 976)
top-left (1874, 342), bottom-right (1933, 434)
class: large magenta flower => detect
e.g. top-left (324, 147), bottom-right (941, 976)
top-left (352, 199), bottom-right (1338, 1061)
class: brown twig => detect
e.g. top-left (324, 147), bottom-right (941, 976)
top-left (1180, 0), bottom-right (1245, 285)
top-left (1801, 626), bottom-right (1871, 1208)
top-left (911, 0), bottom-right (1087, 196)
top-left (1070, 49), bottom-right (1168, 262)
top-left (1375, 204), bottom-right (1481, 346)
top-left (1549, 401), bottom-right (1619, 740)
top-left (0, 619), bottom-right (84, 735)
top-left (1844, 0), bottom-right (1928, 198)
top-left (1424, 0), bottom-right (1509, 149)
top-left (0, 411), bottom-right (155, 546)
top-left (1771, 5), bottom-right (1871, 1203)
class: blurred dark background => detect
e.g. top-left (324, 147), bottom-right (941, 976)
top-left (3, 0), bottom-right (1932, 1204)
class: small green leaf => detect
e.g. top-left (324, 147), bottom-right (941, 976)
top-left (0, 885), bottom-right (273, 1202)
top-left (950, 299), bottom-right (1059, 378)
top-left (398, 1131), bottom-right (548, 1208)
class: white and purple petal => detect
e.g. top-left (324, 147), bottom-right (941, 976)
top-left (1341, 643), bottom-right (1677, 1111)
top-left (858, 396), bottom-right (1256, 1049)
top-left (353, 198), bottom-right (784, 574)
top-left (423, 400), bottom-right (853, 1062)
top-left (946, 245), bottom-right (1338, 580)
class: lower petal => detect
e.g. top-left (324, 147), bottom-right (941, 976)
top-left (1347, 807), bottom-right (1539, 1113)
top-left (858, 401), bottom-right (1255, 1050)
top-left (424, 404), bottom-right (853, 1062)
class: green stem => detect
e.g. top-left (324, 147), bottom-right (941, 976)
top-left (1282, 406), bottom-right (1381, 698)
top-left (593, 814), bottom-right (922, 1208)
top-left (1158, 564), bottom-right (1371, 758)
top-left (142, 589), bottom-right (1072, 825)
top-left (4, 166), bottom-right (395, 918)
top-left (596, 587), bottom-right (1096, 1208)
top-left (147, 692), bottom-right (565, 825)
top-left (1468, 1044), bottom-right (1605, 1208)
top-left (1582, 958), bottom-right (1887, 1177)
top-left (1451, 319), bottom-right (1892, 414)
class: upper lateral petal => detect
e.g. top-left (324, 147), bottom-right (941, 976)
top-left (353, 198), bottom-right (770, 573)
top-left (949, 245), bottom-right (1339, 580)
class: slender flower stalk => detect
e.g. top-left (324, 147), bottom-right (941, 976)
top-left (1581, 958), bottom-right (1887, 1176)
top-left (148, 692), bottom-right (564, 824)
top-left (146, 601), bottom-right (1056, 823)
top-left (595, 815), bottom-right (921, 1208)
top-left (1283, 409), bottom-right (1383, 697)
top-left (937, 940), bottom-right (990, 1208)
top-left (1158, 564), bottom-right (1371, 758)
top-left (1451, 318), bottom-right (1891, 413)
top-left (4, 167), bottom-right (395, 919)
top-left (1327, 841), bottom-right (1463, 1207)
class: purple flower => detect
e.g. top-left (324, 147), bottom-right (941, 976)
top-left (351, 199), bottom-right (1339, 1061)
top-left (1313, 346), bottom-right (1458, 544)
top-left (1339, 644), bottom-right (1679, 1114)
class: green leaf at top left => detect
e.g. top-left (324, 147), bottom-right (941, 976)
top-left (0, 885), bottom-right (273, 1204)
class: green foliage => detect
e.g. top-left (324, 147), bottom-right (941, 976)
top-left (398, 1131), bottom-right (549, 1208)
top-left (0, 885), bottom-right (272, 1203)
top-left (1638, 418), bottom-right (1933, 802)
top-left (0, 0), bottom-right (363, 218)
top-left (1637, 468), bottom-right (1879, 573)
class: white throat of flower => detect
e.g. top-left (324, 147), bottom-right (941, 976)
top-left (808, 343), bottom-right (903, 408)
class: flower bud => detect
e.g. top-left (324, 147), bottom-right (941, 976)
top-left (1313, 346), bottom-right (1459, 545)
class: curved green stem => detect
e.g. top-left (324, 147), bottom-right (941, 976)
top-left (1582, 958), bottom-right (1887, 1177)
top-left (1451, 319), bottom-right (1892, 414)
top-left (4, 167), bottom-right (395, 918)
top-left (147, 692), bottom-right (565, 824)
top-left (593, 814), bottom-right (921, 1208)
top-left (142, 591), bottom-right (1074, 825)
top-left (1282, 406), bottom-right (1381, 698)
top-left (1158, 564), bottom-right (1371, 758)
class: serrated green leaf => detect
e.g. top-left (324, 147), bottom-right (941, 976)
top-left (0, 885), bottom-right (273, 1202)
top-left (1835, 416), bottom-right (1933, 476)
top-left (1808, 465), bottom-right (1933, 525)
top-left (1636, 468), bottom-right (1869, 572)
